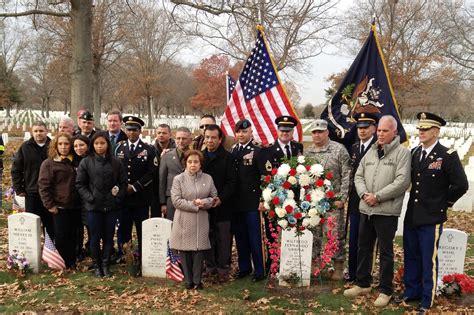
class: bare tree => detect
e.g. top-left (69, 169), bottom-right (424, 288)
top-left (168, 0), bottom-right (339, 72)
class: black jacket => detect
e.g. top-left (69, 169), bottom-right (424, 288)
top-left (347, 137), bottom-right (377, 215)
top-left (76, 154), bottom-right (127, 212)
top-left (405, 143), bottom-right (468, 227)
top-left (115, 139), bottom-right (157, 207)
top-left (203, 145), bottom-right (237, 221)
top-left (231, 141), bottom-right (266, 212)
top-left (260, 140), bottom-right (304, 175)
top-left (11, 137), bottom-right (51, 195)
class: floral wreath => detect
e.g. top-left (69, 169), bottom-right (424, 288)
top-left (261, 155), bottom-right (339, 278)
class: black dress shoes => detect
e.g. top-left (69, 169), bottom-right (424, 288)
top-left (185, 282), bottom-right (194, 290)
top-left (252, 274), bottom-right (266, 282)
top-left (194, 283), bottom-right (204, 290)
top-left (234, 270), bottom-right (252, 279)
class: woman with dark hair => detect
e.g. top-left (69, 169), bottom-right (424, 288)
top-left (76, 131), bottom-right (127, 277)
top-left (170, 149), bottom-right (217, 289)
top-left (72, 135), bottom-right (91, 261)
top-left (38, 132), bottom-right (81, 269)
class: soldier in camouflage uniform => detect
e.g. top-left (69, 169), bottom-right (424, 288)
top-left (305, 119), bottom-right (351, 280)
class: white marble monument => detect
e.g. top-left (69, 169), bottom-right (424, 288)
top-left (438, 228), bottom-right (468, 279)
top-left (8, 213), bottom-right (42, 273)
top-left (141, 218), bottom-right (173, 278)
top-left (279, 229), bottom-right (313, 287)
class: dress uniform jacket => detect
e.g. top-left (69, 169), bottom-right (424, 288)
top-left (405, 143), bottom-right (468, 227)
top-left (261, 140), bottom-right (303, 175)
top-left (348, 137), bottom-right (377, 215)
top-left (115, 139), bottom-right (157, 208)
top-left (231, 141), bottom-right (266, 212)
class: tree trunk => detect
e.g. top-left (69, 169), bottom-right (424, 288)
top-left (147, 95), bottom-right (153, 128)
top-left (6, 105), bottom-right (10, 118)
top-left (64, 101), bottom-right (68, 115)
top-left (46, 96), bottom-right (50, 118)
top-left (92, 66), bottom-right (101, 127)
top-left (70, 0), bottom-right (93, 117)
top-left (41, 98), bottom-right (45, 117)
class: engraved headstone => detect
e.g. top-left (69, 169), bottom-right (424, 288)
top-left (396, 192), bottom-right (411, 236)
top-left (8, 213), bottom-right (42, 273)
top-left (279, 229), bottom-right (313, 287)
top-left (438, 228), bottom-right (468, 279)
top-left (142, 218), bottom-right (172, 278)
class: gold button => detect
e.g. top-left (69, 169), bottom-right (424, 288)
top-left (417, 173), bottom-right (420, 176)
top-left (128, 165), bottom-right (131, 168)
top-left (432, 174), bottom-right (435, 177)
top-left (416, 190), bottom-right (419, 193)
top-left (415, 199), bottom-right (418, 202)
top-left (416, 182), bottom-right (419, 185)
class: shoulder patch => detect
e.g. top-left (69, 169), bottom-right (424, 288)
top-left (447, 148), bottom-right (455, 154)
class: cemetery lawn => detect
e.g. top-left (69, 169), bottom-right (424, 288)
top-left (1, 211), bottom-right (473, 313)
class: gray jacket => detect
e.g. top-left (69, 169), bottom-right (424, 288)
top-left (355, 136), bottom-right (411, 216)
top-left (158, 148), bottom-right (184, 204)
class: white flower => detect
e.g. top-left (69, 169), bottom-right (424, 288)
top-left (278, 220), bottom-right (288, 229)
top-left (275, 207), bottom-right (286, 218)
top-left (310, 164), bottom-right (324, 176)
top-left (308, 208), bottom-right (318, 217)
top-left (309, 216), bottom-right (321, 227)
top-left (264, 202), bottom-right (270, 210)
top-left (302, 218), bottom-right (310, 227)
top-left (299, 174), bottom-right (311, 186)
top-left (297, 155), bottom-right (305, 164)
top-left (262, 188), bottom-right (273, 202)
top-left (277, 163), bottom-right (291, 177)
top-left (310, 189), bottom-right (325, 203)
top-left (287, 190), bottom-right (294, 199)
top-left (288, 176), bottom-right (297, 185)
top-left (296, 164), bottom-right (306, 174)
top-left (324, 179), bottom-right (332, 187)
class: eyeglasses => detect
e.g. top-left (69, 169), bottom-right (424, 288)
top-left (199, 124), bottom-right (210, 129)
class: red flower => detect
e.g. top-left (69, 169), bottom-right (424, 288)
top-left (315, 179), bottom-right (324, 187)
top-left (320, 217), bottom-right (326, 225)
top-left (443, 274), bottom-right (455, 283)
top-left (298, 226), bottom-right (305, 231)
top-left (289, 168), bottom-right (297, 176)
top-left (288, 223), bottom-right (295, 228)
top-left (325, 172), bottom-right (333, 180)
top-left (272, 197), bottom-right (280, 205)
top-left (306, 165), bottom-right (311, 171)
top-left (264, 175), bottom-right (271, 183)
top-left (294, 212), bottom-right (302, 219)
top-left (285, 205), bottom-right (293, 214)
top-left (305, 194), bottom-right (311, 202)
top-left (282, 181), bottom-right (292, 189)
top-left (271, 168), bottom-right (278, 175)
top-left (326, 191), bottom-right (335, 199)
top-left (268, 211), bottom-right (276, 218)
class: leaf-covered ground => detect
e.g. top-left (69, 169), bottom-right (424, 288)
top-left (1, 140), bottom-right (473, 313)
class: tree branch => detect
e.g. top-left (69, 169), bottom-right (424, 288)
top-left (0, 10), bottom-right (70, 18)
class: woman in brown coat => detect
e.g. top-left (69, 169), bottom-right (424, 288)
top-left (170, 149), bottom-right (217, 290)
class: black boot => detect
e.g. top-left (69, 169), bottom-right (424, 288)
top-left (91, 247), bottom-right (104, 278)
top-left (102, 246), bottom-right (112, 278)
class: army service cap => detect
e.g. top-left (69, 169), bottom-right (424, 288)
top-left (235, 119), bottom-right (252, 132)
top-left (354, 112), bottom-right (379, 128)
top-left (416, 112), bottom-right (446, 130)
top-left (123, 116), bottom-right (145, 130)
top-left (275, 115), bottom-right (298, 131)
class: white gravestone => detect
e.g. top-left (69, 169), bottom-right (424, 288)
top-left (8, 213), bottom-right (42, 273)
top-left (396, 192), bottom-right (410, 236)
top-left (142, 218), bottom-right (172, 278)
top-left (438, 228), bottom-right (468, 279)
top-left (279, 229), bottom-right (313, 287)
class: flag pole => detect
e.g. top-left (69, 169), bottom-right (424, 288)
top-left (225, 71), bottom-right (230, 101)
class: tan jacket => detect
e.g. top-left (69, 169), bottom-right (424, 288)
top-left (170, 170), bottom-right (217, 251)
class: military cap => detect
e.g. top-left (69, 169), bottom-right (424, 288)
top-left (275, 115), bottom-right (298, 131)
top-left (354, 112), bottom-right (379, 128)
top-left (80, 111), bottom-right (94, 121)
top-left (123, 115), bottom-right (145, 130)
top-left (416, 112), bottom-right (446, 130)
top-left (76, 109), bottom-right (86, 118)
top-left (311, 119), bottom-right (328, 132)
top-left (235, 119), bottom-right (252, 132)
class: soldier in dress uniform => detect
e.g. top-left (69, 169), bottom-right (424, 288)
top-left (231, 119), bottom-right (266, 282)
top-left (347, 112), bottom-right (378, 282)
top-left (394, 112), bottom-right (468, 312)
top-left (261, 115), bottom-right (303, 174)
top-left (115, 116), bottom-right (157, 264)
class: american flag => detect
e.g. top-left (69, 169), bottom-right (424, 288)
top-left (42, 231), bottom-right (65, 270)
top-left (220, 25), bottom-right (302, 145)
top-left (226, 73), bottom-right (236, 100)
top-left (166, 241), bottom-right (184, 282)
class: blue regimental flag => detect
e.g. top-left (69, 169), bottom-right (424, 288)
top-left (321, 23), bottom-right (406, 148)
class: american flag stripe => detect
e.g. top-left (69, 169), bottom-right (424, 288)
top-left (220, 26), bottom-right (302, 145)
top-left (42, 231), bottom-right (65, 270)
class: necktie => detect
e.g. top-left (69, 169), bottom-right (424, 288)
top-left (110, 135), bottom-right (116, 146)
top-left (285, 144), bottom-right (291, 159)
top-left (360, 144), bottom-right (365, 155)
top-left (130, 143), bottom-right (135, 154)
top-left (420, 149), bottom-right (427, 164)
top-left (238, 145), bottom-right (244, 153)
